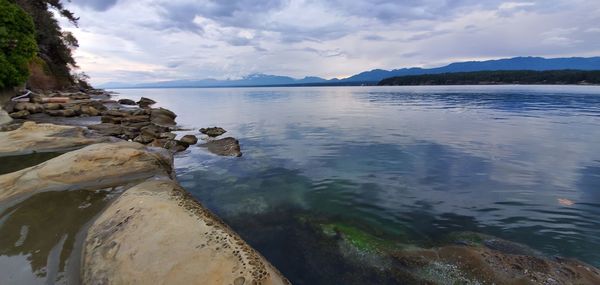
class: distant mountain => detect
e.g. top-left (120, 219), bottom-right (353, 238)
top-left (100, 73), bottom-right (328, 88)
top-left (340, 56), bottom-right (600, 83)
top-left (99, 56), bottom-right (600, 88)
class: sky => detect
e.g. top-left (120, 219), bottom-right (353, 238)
top-left (61, 0), bottom-right (600, 85)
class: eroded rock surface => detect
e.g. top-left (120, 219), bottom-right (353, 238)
top-left (0, 122), bottom-right (109, 156)
top-left (0, 141), bottom-right (172, 203)
top-left (83, 178), bottom-right (289, 285)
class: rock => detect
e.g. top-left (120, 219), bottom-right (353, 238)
top-left (133, 134), bottom-right (155, 144)
top-left (137, 97), bottom-right (156, 108)
top-left (121, 126), bottom-right (141, 140)
top-left (201, 137), bottom-right (242, 157)
top-left (0, 141), bottom-right (172, 203)
top-left (3, 101), bottom-right (16, 113)
top-left (88, 123), bottom-right (124, 136)
top-left (0, 109), bottom-right (13, 126)
top-left (69, 93), bottom-right (91, 100)
top-left (200, 127), bottom-right (227, 137)
top-left (164, 139), bottom-right (189, 152)
top-left (159, 132), bottom-right (176, 140)
top-left (43, 103), bottom-right (62, 110)
top-left (14, 102), bottom-right (44, 114)
top-left (82, 178), bottom-right (289, 285)
top-left (391, 244), bottom-right (600, 285)
top-left (121, 115), bottom-right (150, 124)
top-left (122, 121), bottom-right (151, 129)
top-left (140, 124), bottom-right (167, 138)
top-left (150, 108), bottom-right (176, 127)
top-left (180, 135), bottom-right (198, 145)
top-left (101, 116), bottom-right (123, 124)
top-left (150, 107), bottom-right (176, 119)
top-left (0, 122), bottom-right (108, 157)
top-left (9, 110), bottom-right (30, 119)
top-left (46, 108), bottom-right (78, 117)
top-left (118, 98), bottom-right (136, 105)
top-left (80, 106), bottom-right (100, 116)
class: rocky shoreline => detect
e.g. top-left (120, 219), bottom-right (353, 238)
top-left (0, 89), bottom-right (287, 284)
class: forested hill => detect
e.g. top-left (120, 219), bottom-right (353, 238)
top-left (378, 70), bottom-right (600, 86)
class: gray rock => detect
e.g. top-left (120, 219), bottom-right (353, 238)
top-left (164, 139), bottom-right (189, 152)
top-left (134, 134), bottom-right (155, 144)
top-left (202, 137), bottom-right (242, 157)
top-left (159, 132), bottom-right (176, 140)
top-left (180, 135), bottom-right (198, 145)
top-left (200, 127), bottom-right (227, 137)
top-left (43, 103), bottom-right (62, 110)
top-left (15, 102), bottom-right (44, 114)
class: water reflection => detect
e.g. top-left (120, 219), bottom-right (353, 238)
top-left (0, 190), bottom-right (111, 284)
top-left (115, 86), bottom-right (600, 281)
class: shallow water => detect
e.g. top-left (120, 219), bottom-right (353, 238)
top-left (0, 152), bottom-right (62, 175)
top-left (81, 86), bottom-right (600, 282)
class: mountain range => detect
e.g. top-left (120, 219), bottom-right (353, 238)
top-left (99, 56), bottom-right (600, 88)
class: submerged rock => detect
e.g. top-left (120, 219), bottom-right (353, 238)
top-left (201, 137), bottom-right (242, 157)
top-left (0, 141), bottom-right (172, 203)
top-left (83, 178), bottom-right (289, 285)
top-left (200, 126), bottom-right (227, 137)
top-left (0, 122), bottom-right (108, 156)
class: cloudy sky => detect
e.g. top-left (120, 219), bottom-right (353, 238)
top-left (61, 0), bottom-right (600, 84)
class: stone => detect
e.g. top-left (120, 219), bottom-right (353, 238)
top-left (0, 122), bottom-right (107, 157)
top-left (101, 116), bottom-right (123, 124)
top-left (43, 103), bottom-right (62, 110)
top-left (164, 139), bottom-right (189, 152)
top-left (9, 110), bottom-right (30, 119)
top-left (201, 137), bottom-right (242, 157)
top-left (46, 108), bottom-right (78, 117)
top-left (14, 102), bottom-right (44, 114)
top-left (3, 101), bottom-right (16, 113)
top-left (140, 124), bottom-right (166, 138)
top-left (159, 132), bottom-right (176, 140)
top-left (150, 108), bottom-right (177, 127)
top-left (133, 134), bottom-right (155, 144)
top-left (103, 110), bottom-right (131, 117)
top-left (180, 135), bottom-right (198, 145)
top-left (200, 127), bottom-right (227, 137)
top-left (88, 123), bottom-right (124, 136)
top-left (0, 142), bottom-right (172, 203)
top-left (121, 115), bottom-right (150, 124)
top-left (80, 106), bottom-right (100, 116)
top-left (118, 98), bottom-right (136, 105)
top-left (69, 93), bottom-right (91, 100)
top-left (82, 178), bottom-right (289, 285)
top-left (137, 97), bottom-right (156, 108)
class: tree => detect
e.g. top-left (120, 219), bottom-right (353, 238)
top-left (14, 0), bottom-right (80, 88)
top-left (0, 0), bottom-right (38, 89)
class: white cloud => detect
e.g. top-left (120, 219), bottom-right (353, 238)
top-left (61, 0), bottom-right (600, 85)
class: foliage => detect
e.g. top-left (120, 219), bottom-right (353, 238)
top-left (0, 0), bottom-right (37, 89)
top-left (378, 70), bottom-right (600, 86)
top-left (14, 0), bottom-right (80, 88)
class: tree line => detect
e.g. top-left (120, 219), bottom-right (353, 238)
top-left (378, 70), bottom-right (600, 86)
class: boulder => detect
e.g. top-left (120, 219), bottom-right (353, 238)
top-left (118, 98), bottom-right (136, 105)
top-left (46, 109), bottom-right (77, 117)
top-left (101, 116), bottom-right (123, 124)
top-left (15, 102), bottom-right (44, 114)
top-left (150, 108), bottom-right (177, 127)
top-left (140, 124), bottom-right (166, 138)
top-left (80, 106), bottom-right (100, 116)
top-left (200, 127), bottom-right (227, 137)
top-left (42, 103), bottom-right (62, 110)
top-left (0, 122), bottom-right (108, 157)
top-left (133, 134), bottom-right (155, 144)
top-left (9, 110), bottom-right (30, 119)
top-left (82, 178), bottom-right (289, 285)
top-left (121, 115), bottom-right (150, 124)
top-left (159, 132), bottom-right (176, 140)
top-left (137, 97), bottom-right (156, 108)
top-left (201, 137), bottom-right (242, 157)
top-left (164, 139), bottom-right (189, 152)
top-left (103, 110), bottom-right (131, 117)
top-left (180, 134), bottom-right (198, 145)
top-left (88, 123), bottom-right (124, 136)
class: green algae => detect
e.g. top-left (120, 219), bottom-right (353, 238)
top-left (320, 222), bottom-right (402, 253)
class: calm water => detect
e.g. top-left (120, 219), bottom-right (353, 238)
top-left (115, 85), bottom-right (600, 283)
top-left (4, 85), bottom-right (598, 284)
